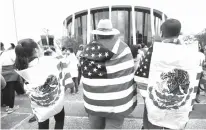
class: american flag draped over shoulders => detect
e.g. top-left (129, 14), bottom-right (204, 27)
top-left (80, 39), bottom-right (137, 118)
top-left (134, 41), bottom-right (202, 129)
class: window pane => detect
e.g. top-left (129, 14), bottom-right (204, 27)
top-left (67, 22), bottom-right (72, 37)
top-left (74, 14), bottom-right (87, 44)
top-left (144, 13), bottom-right (152, 45)
top-left (74, 17), bottom-right (81, 38)
top-left (90, 10), bottom-right (109, 41)
top-left (135, 11), bottom-right (143, 44)
top-left (82, 15), bottom-right (87, 44)
top-left (154, 15), bottom-right (162, 37)
top-left (111, 10), bottom-right (129, 43)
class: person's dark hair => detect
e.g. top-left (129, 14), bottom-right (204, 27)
top-left (97, 35), bottom-right (114, 39)
top-left (1, 42), bottom-right (4, 48)
top-left (15, 39), bottom-right (38, 70)
top-left (0, 42), bottom-right (4, 51)
top-left (62, 47), bottom-right (73, 53)
top-left (50, 47), bottom-right (56, 52)
top-left (68, 48), bottom-right (73, 53)
top-left (200, 48), bottom-right (204, 53)
top-left (160, 19), bottom-right (181, 38)
top-left (44, 50), bottom-right (52, 56)
top-left (141, 43), bottom-right (146, 48)
top-left (10, 43), bottom-right (15, 49)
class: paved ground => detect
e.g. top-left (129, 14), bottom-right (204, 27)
top-left (1, 84), bottom-right (206, 129)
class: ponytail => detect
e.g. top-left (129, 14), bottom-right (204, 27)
top-left (14, 38), bottom-right (38, 70)
top-left (14, 44), bottom-right (29, 70)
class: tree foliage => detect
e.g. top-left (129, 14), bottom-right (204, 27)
top-left (58, 36), bottom-right (84, 54)
top-left (195, 29), bottom-right (206, 48)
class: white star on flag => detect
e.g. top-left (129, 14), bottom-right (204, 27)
top-left (145, 59), bottom-right (148, 62)
top-left (105, 52), bottom-right (109, 57)
top-left (91, 47), bottom-right (95, 50)
top-left (86, 48), bottom-right (89, 51)
top-left (97, 64), bottom-right (101, 68)
top-left (140, 69), bottom-right (142, 72)
top-left (91, 53), bottom-right (95, 57)
top-left (143, 73), bottom-right (146, 76)
top-left (91, 61), bottom-right (95, 64)
top-left (98, 53), bottom-right (102, 57)
top-left (144, 66), bottom-right (147, 69)
top-left (93, 68), bottom-right (97, 72)
top-left (84, 66), bottom-right (87, 70)
top-left (97, 46), bottom-right (100, 49)
top-left (98, 73), bottom-right (103, 76)
top-left (88, 72), bottom-right (92, 76)
top-left (81, 61), bottom-right (84, 65)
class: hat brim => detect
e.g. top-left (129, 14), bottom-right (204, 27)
top-left (91, 29), bottom-right (120, 35)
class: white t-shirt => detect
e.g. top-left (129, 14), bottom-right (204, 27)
top-left (64, 53), bottom-right (79, 78)
top-left (0, 49), bottom-right (16, 66)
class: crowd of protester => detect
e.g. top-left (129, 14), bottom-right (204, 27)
top-left (1, 18), bottom-right (206, 129)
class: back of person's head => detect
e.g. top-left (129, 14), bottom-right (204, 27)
top-left (62, 46), bottom-right (73, 53)
top-left (50, 47), bottom-right (56, 52)
top-left (141, 43), bottom-right (146, 48)
top-left (200, 48), bottom-right (204, 53)
top-left (10, 43), bottom-right (15, 49)
top-left (15, 39), bottom-right (38, 70)
top-left (68, 48), bottom-right (73, 53)
top-left (0, 42), bottom-right (4, 50)
top-left (1, 42), bottom-right (4, 47)
top-left (160, 19), bottom-right (181, 38)
top-left (44, 50), bottom-right (52, 56)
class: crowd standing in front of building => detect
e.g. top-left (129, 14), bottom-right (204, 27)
top-left (1, 17), bottom-right (206, 130)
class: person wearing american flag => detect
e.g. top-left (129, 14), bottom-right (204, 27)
top-left (134, 19), bottom-right (203, 129)
top-left (80, 19), bottom-right (137, 129)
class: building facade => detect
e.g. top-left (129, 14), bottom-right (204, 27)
top-left (64, 5), bottom-right (167, 46)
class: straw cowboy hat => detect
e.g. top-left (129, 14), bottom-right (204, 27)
top-left (91, 19), bottom-right (120, 35)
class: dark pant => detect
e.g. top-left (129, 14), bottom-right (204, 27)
top-left (38, 107), bottom-right (65, 129)
top-left (88, 114), bottom-right (124, 129)
top-left (71, 77), bottom-right (78, 93)
top-left (77, 66), bottom-right (81, 85)
top-left (2, 81), bottom-right (16, 108)
top-left (14, 81), bottom-right (25, 95)
top-left (143, 105), bottom-right (169, 129)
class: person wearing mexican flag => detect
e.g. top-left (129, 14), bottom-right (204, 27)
top-left (135, 19), bottom-right (203, 129)
top-left (15, 39), bottom-right (74, 129)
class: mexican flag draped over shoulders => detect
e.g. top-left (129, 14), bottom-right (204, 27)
top-left (135, 41), bottom-right (202, 129)
top-left (16, 56), bottom-right (73, 122)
